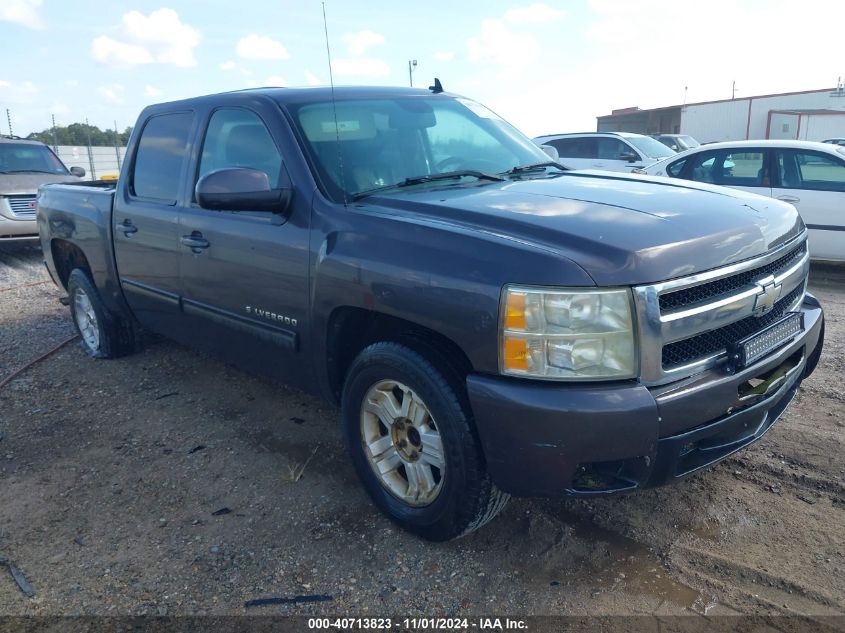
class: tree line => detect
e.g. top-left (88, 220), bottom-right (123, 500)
top-left (26, 123), bottom-right (133, 147)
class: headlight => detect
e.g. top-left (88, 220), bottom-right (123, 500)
top-left (500, 285), bottom-right (637, 380)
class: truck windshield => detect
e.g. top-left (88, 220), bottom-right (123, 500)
top-left (626, 136), bottom-right (676, 160)
top-left (286, 96), bottom-right (550, 202)
top-left (0, 143), bottom-right (69, 175)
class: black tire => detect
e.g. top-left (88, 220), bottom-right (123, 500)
top-left (341, 342), bottom-right (508, 541)
top-left (67, 268), bottom-right (136, 359)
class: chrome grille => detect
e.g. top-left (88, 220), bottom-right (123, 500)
top-left (662, 282), bottom-right (805, 369)
top-left (632, 235), bottom-right (810, 385)
top-left (659, 242), bottom-right (806, 312)
top-left (7, 195), bottom-right (38, 219)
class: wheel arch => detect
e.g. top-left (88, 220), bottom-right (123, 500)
top-left (326, 306), bottom-right (475, 406)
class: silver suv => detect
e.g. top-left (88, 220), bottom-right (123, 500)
top-left (1, 136), bottom-right (84, 241)
top-left (534, 132), bottom-right (676, 172)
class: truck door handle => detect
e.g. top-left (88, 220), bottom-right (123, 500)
top-left (116, 219), bottom-right (138, 236)
top-left (777, 195), bottom-right (800, 203)
top-left (180, 231), bottom-right (210, 253)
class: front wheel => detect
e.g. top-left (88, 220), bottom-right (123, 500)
top-left (341, 342), bottom-right (508, 541)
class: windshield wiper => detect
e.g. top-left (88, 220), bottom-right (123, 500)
top-left (352, 170), bottom-right (505, 201)
top-left (0, 169), bottom-right (60, 174)
top-left (501, 161), bottom-right (567, 175)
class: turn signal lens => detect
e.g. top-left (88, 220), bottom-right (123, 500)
top-left (503, 337), bottom-right (529, 371)
top-left (505, 292), bottom-right (526, 330)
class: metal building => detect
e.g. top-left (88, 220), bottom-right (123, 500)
top-left (597, 87), bottom-right (845, 143)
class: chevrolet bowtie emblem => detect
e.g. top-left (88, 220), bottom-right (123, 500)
top-left (752, 275), bottom-right (782, 316)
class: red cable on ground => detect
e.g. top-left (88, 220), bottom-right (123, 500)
top-left (0, 334), bottom-right (79, 390)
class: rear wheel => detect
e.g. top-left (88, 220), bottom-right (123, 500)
top-left (67, 268), bottom-right (136, 358)
top-left (342, 342), bottom-right (508, 541)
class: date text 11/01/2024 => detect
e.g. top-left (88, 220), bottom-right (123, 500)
top-left (307, 617), bottom-right (528, 630)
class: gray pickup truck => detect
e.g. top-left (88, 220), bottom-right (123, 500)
top-left (37, 85), bottom-right (824, 540)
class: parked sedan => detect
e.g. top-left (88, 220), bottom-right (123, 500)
top-left (637, 140), bottom-right (845, 261)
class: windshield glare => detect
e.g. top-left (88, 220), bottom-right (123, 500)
top-left (288, 96), bottom-right (550, 201)
top-left (0, 143), bottom-right (69, 174)
top-left (626, 136), bottom-right (676, 159)
top-left (678, 135), bottom-right (700, 149)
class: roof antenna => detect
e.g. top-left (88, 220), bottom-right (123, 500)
top-left (322, 1), bottom-right (347, 207)
top-left (429, 78), bottom-right (443, 94)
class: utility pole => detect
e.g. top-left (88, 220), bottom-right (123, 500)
top-left (408, 59), bottom-right (417, 87)
top-left (114, 119), bottom-right (122, 170)
top-left (85, 117), bottom-right (96, 180)
top-left (732, 80), bottom-right (737, 100)
top-left (5, 109), bottom-right (12, 137)
top-left (51, 114), bottom-right (58, 152)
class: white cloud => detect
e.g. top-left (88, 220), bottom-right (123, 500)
top-left (236, 34), bottom-right (290, 60)
top-left (91, 9), bottom-right (199, 67)
top-left (264, 75), bottom-right (288, 86)
top-left (0, 79), bottom-right (39, 105)
top-left (144, 84), bottom-right (163, 97)
top-left (332, 58), bottom-right (390, 78)
top-left (503, 3), bottom-right (567, 24)
top-left (467, 19), bottom-right (540, 71)
top-left (0, 0), bottom-right (43, 29)
top-left (434, 51), bottom-right (455, 62)
top-left (64, 79), bottom-right (79, 88)
top-left (304, 70), bottom-right (323, 86)
top-left (91, 36), bottom-right (154, 66)
top-left (220, 60), bottom-right (237, 71)
top-left (343, 30), bottom-right (385, 56)
top-left (50, 102), bottom-right (71, 116)
top-left (98, 84), bottom-right (126, 105)
top-left (467, 4), bottom-right (565, 75)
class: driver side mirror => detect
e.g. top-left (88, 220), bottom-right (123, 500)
top-left (196, 167), bottom-right (292, 213)
top-left (70, 166), bottom-right (86, 178)
top-left (619, 151), bottom-right (639, 163)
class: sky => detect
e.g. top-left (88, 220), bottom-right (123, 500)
top-left (2, 0), bottom-right (844, 139)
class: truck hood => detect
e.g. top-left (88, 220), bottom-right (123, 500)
top-left (364, 172), bottom-right (804, 286)
top-left (0, 173), bottom-right (82, 195)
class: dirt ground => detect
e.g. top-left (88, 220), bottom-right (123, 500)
top-left (0, 240), bottom-right (843, 623)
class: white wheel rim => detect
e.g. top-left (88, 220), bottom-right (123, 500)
top-left (360, 380), bottom-right (446, 507)
top-left (73, 288), bottom-right (100, 351)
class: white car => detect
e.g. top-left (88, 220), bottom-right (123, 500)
top-left (637, 140), bottom-right (845, 262)
top-left (533, 132), bottom-right (676, 173)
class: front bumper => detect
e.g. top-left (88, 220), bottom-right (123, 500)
top-left (467, 295), bottom-right (824, 497)
top-left (0, 215), bottom-right (38, 240)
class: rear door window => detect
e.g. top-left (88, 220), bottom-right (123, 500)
top-left (132, 112), bottom-right (193, 202)
top-left (549, 137), bottom-right (597, 159)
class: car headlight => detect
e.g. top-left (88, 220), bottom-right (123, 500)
top-left (500, 285), bottom-right (637, 380)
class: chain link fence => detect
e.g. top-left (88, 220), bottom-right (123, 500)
top-left (54, 145), bottom-right (127, 181)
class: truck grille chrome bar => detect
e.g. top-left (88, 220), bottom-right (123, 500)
top-left (633, 234), bottom-right (809, 386)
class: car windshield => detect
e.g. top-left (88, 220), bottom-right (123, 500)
top-left (625, 135), bottom-right (676, 159)
top-left (286, 95), bottom-right (550, 202)
top-left (677, 135), bottom-right (700, 149)
top-left (0, 142), bottom-right (69, 175)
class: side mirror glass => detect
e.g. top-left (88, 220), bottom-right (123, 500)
top-left (69, 166), bottom-right (86, 178)
top-left (539, 144), bottom-right (559, 160)
top-left (196, 167), bottom-right (292, 212)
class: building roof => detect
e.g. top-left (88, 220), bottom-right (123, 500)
top-left (598, 87), bottom-right (839, 120)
